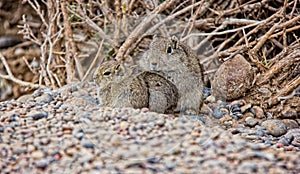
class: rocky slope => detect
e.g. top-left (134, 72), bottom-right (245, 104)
top-left (0, 82), bottom-right (299, 173)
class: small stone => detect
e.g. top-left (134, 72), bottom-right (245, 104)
top-left (244, 112), bottom-right (254, 118)
top-left (212, 108), bottom-right (226, 119)
top-left (237, 162), bottom-right (258, 173)
top-left (40, 137), bottom-right (50, 145)
top-left (28, 111), bottom-right (48, 120)
top-left (110, 135), bottom-right (121, 146)
top-left (280, 107), bottom-right (297, 119)
top-left (0, 126), bottom-right (4, 132)
top-left (191, 131), bottom-right (201, 137)
top-left (17, 94), bottom-right (33, 102)
top-left (241, 103), bottom-right (252, 113)
top-left (230, 100), bottom-right (246, 106)
top-left (231, 104), bottom-right (241, 114)
top-left (79, 152), bottom-right (94, 163)
top-left (62, 125), bottom-right (74, 131)
top-left (252, 106), bottom-right (265, 119)
top-left (32, 150), bottom-right (45, 159)
top-left (165, 161), bottom-right (175, 171)
top-left (156, 118), bottom-right (165, 127)
top-left (203, 87), bottom-right (211, 99)
top-left (205, 95), bottom-right (215, 103)
top-left (35, 93), bottom-right (53, 103)
top-left (65, 148), bottom-right (77, 156)
top-left (13, 145), bottom-right (27, 154)
top-left (75, 132), bottom-right (84, 140)
top-left (281, 119), bottom-right (299, 129)
top-left (245, 116), bottom-right (258, 127)
top-left (120, 121), bottom-right (130, 130)
top-left (35, 159), bottom-right (48, 169)
top-left (27, 145), bottom-right (36, 153)
top-left (278, 136), bottom-right (293, 146)
top-left (261, 120), bottom-right (287, 137)
top-left (81, 140), bottom-right (95, 149)
top-left (285, 129), bottom-right (300, 143)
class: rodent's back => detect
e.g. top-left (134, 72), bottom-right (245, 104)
top-left (136, 71), bottom-right (179, 113)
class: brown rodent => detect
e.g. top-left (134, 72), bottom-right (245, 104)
top-left (138, 36), bottom-right (204, 115)
top-left (93, 60), bottom-right (178, 114)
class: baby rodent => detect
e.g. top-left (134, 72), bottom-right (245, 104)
top-left (138, 36), bottom-right (204, 115)
top-left (93, 60), bottom-right (178, 114)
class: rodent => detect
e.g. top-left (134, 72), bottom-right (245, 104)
top-left (93, 60), bottom-right (178, 114)
top-left (138, 35), bottom-right (204, 115)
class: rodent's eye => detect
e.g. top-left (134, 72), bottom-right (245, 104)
top-left (103, 71), bottom-right (111, 76)
top-left (166, 46), bottom-right (172, 54)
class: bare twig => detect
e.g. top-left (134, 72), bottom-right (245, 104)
top-left (72, 0), bottom-right (118, 48)
top-left (61, 1), bottom-right (80, 82)
top-left (183, 19), bottom-right (262, 38)
top-left (82, 39), bottom-right (104, 82)
top-left (268, 75), bottom-right (300, 107)
top-left (0, 53), bottom-right (41, 88)
top-left (114, 0), bottom-right (177, 61)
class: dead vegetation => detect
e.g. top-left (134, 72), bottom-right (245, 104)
top-left (0, 0), bottom-right (299, 117)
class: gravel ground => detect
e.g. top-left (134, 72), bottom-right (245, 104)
top-left (0, 82), bottom-right (299, 173)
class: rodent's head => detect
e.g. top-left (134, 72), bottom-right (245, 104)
top-left (140, 36), bottom-right (188, 72)
top-left (93, 61), bottom-right (125, 88)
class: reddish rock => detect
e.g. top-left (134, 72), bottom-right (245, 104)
top-left (212, 54), bottom-right (254, 101)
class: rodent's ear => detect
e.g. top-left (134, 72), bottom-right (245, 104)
top-left (171, 36), bottom-right (179, 49)
top-left (115, 63), bottom-right (126, 76)
top-left (171, 35), bottom-right (179, 41)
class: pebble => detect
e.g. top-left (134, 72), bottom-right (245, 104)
top-left (81, 140), bottom-right (95, 149)
top-left (35, 93), bottom-right (54, 103)
top-left (261, 120), bottom-right (287, 137)
top-left (252, 106), bottom-right (265, 119)
top-left (31, 150), bottom-right (45, 159)
top-left (35, 159), bottom-right (48, 169)
top-left (120, 121), bottom-right (130, 130)
top-left (241, 103), bottom-right (252, 113)
top-left (280, 106), bottom-right (297, 119)
top-left (205, 95), bottom-right (216, 103)
top-left (212, 108), bottom-right (226, 119)
top-left (237, 162), bottom-right (258, 173)
top-left (245, 116), bottom-right (258, 127)
top-left (281, 119), bottom-right (299, 129)
top-left (156, 118), bottom-right (165, 127)
top-left (28, 111), bottom-right (48, 120)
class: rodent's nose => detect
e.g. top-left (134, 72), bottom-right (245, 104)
top-left (150, 62), bottom-right (158, 71)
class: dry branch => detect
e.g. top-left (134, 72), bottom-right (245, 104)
top-left (115, 0), bottom-right (177, 61)
top-left (0, 53), bottom-right (41, 89)
top-left (61, 1), bottom-right (79, 82)
top-left (268, 75), bottom-right (300, 107)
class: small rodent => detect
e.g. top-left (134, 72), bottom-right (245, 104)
top-left (138, 35), bottom-right (204, 115)
top-left (93, 60), bottom-right (178, 114)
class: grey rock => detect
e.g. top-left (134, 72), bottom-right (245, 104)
top-left (35, 93), bottom-right (54, 103)
top-left (237, 162), bottom-right (258, 173)
top-left (261, 120), bottom-right (287, 137)
top-left (28, 111), bottom-right (48, 120)
top-left (245, 116), bottom-right (258, 127)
